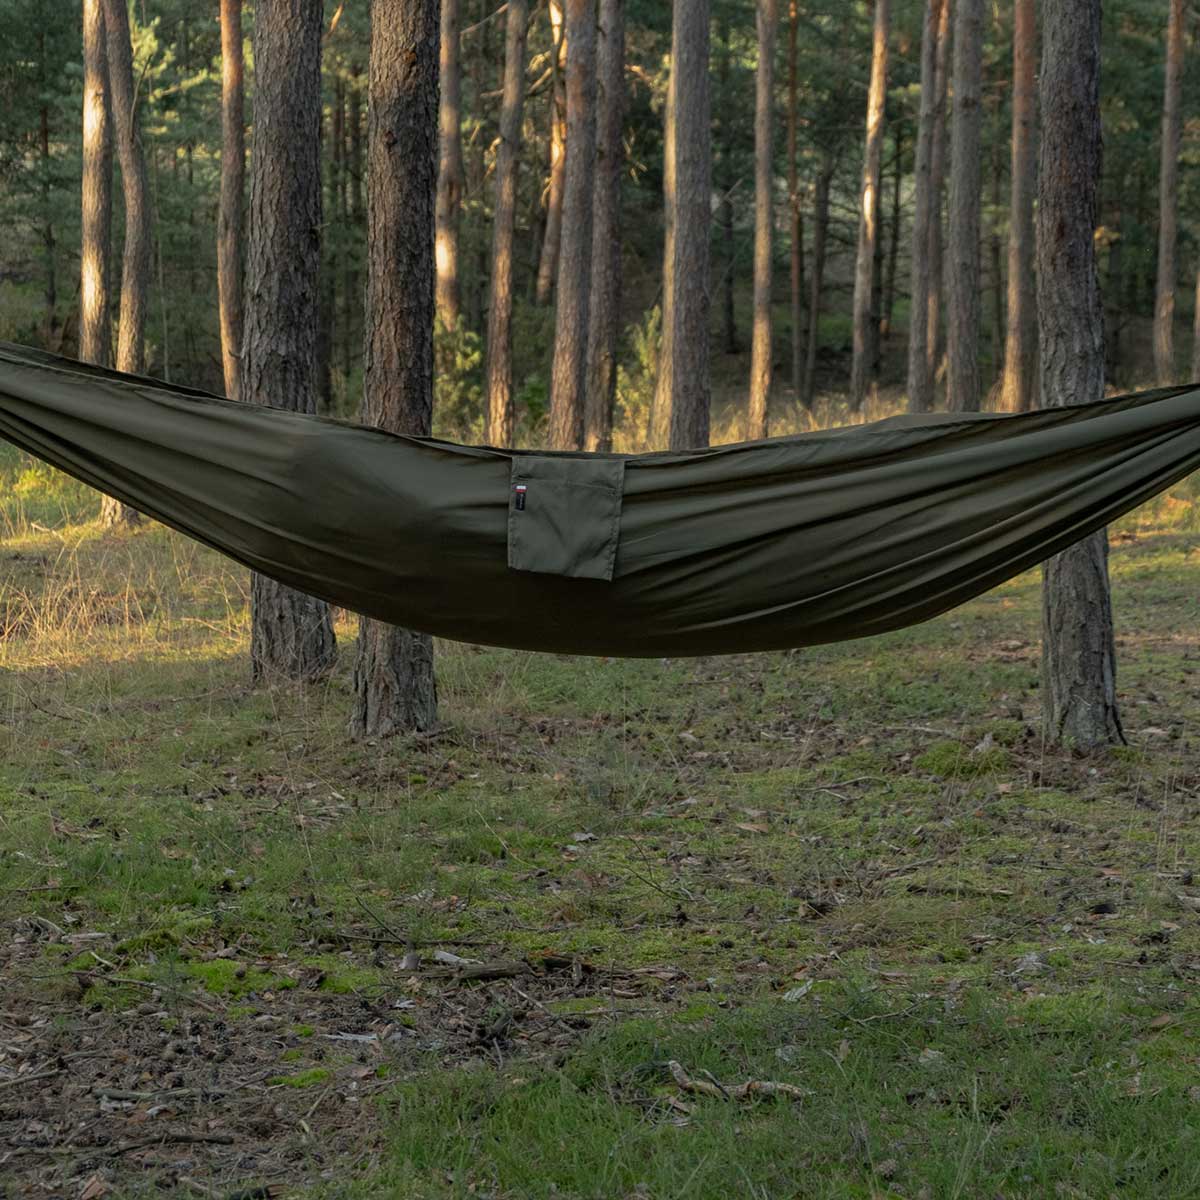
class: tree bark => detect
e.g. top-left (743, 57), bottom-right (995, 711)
top-left (1000, 0), bottom-right (1036, 412)
top-left (584, 0), bottom-right (624, 453)
top-left (653, 0), bottom-right (711, 450)
top-left (881, 125), bottom-right (902, 339)
top-left (351, 0), bottom-right (441, 739)
top-left (747, 0), bottom-right (776, 441)
top-left (218, 0), bottom-right (245, 401)
top-left (344, 75), bottom-right (363, 381)
top-left (534, 1), bottom-right (566, 306)
top-left (37, 35), bottom-right (58, 347)
top-left (849, 0), bottom-right (888, 411)
top-left (717, 16), bottom-right (739, 356)
top-left (1037, 0), bottom-right (1121, 750)
top-left (484, 0), bottom-right (530, 448)
top-left (435, 0), bottom-right (464, 331)
top-left (546, 0), bottom-right (597, 451)
top-left (80, 0), bottom-right (112, 370)
top-left (1152, 0), bottom-right (1185, 384)
top-left (988, 107), bottom-right (1004, 381)
top-left (787, 0), bottom-right (803, 402)
top-left (906, 0), bottom-right (944, 413)
top-left (946, 0), bottom-right (982, 412)
top-left (801, 157), bottom-right (832, 409)
top-left (244, 0), bottom-right (336, 684)
top-left (926, 0), bottom-right (950, 392)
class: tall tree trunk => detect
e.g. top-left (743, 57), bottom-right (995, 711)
top-left (37, 35), bottom-right (58, 347)
top-left (546, 0), bottom-right (597, 451)
top-left (1000, 0), bottom-right (1036, 412)
top-left (653, 0), bottom-right (712, 450)
top-left (747, 0), bottom-right (776, 441)
top-left (787, 0), bottom-right (803, 401)
top-left (1153, 0), bottom-right (1185, 384)
top-left (717, 16), bottom-right (739, 355)
top-left (946, 0), bottom-right (982, 411)
top-left (352, 0), bottom-right (440, 739)
top-left (80, 0), bottom-right (112, 369)
top-left (1038, 0), bottom-right (1121, 750)
top-left (801, 158), bottom-right (832, 409)
top-left (345, 75), bottom-right (363, 383)
top-left (315, 101), bottom-right (334, 412)
top-left (881, 125), bottom-right (902, 339)
top-left (989, 109), bottom-right (1004, 382)
top-left (850, 0), bottom-right (888, 411)
top-left (244, 0), bottom-right (336, 685)
top-left (435, 0), bottom-right (464, 331)
top-left (218, 0), bottom-right (245, 401)
top-left (484, 0), bottom-right (530, 448)
top-left (907, 0), bottom-right (944, 412)
top-left (927, 0), bottom-right (950, 392)
top-left (534, 1), bottom-right (566, 305)
top-left (100, 0), bottom-right (151, 528)
top-left (584, 0), bottom-right (624, 453)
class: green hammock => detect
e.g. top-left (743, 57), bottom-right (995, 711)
top-left (1, 342), bottom-right (1198, 658)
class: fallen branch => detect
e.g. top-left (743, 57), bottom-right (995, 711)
top-left (666, 1060), bottom-right (809, 1102)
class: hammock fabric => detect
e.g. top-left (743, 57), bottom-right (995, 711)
top-left (1, 342), bottom-right (1198, 658)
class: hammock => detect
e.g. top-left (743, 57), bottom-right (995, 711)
top-left (1, 341), bottom-right (1198, 658)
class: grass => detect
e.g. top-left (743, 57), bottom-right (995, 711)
top-left (2, 435), bottom-right (1200, 1197)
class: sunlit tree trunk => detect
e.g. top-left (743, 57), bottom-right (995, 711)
top-left (1000, 0), bottom-right (1036, 412)
top-left (802, 157), bottom-right (833, 409)
top-left (80, 0), bottom-right (112, 370)
top-left (547, 0), bottom-right (597, 451)
top-left (1038, 0), bottom-right (1121, 750)
top-left (652, 0), bottom-right (711, 450)
top-left (584, 0), bottom-right (624, 453)
top-left (244, 0), bottom-right (336, 684)
top-left (946, 0), bottom-right (982, 412)
top-left (534, 1), bottom-right (566, 306)
top-left (787, 0), bottom-right (803, 403)
top-left (747, 0), bottom-right (776, 441)
top-left (484, 0), bottom-right (530, 448)
top-left (352, 0), bottom-right (440, 738)
top-left (218, 0), bottom-right (245, 401)
top-left (1153, 0), bottom-right (1184, 384)
top-left (435, 0), bottom-right (463, 331)
top-left (850, 0), bottom-right (888, 411)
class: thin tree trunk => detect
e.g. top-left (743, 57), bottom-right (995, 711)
top-left (244, 0), bottom-right (336, 684)
top-left (907, 0), bottom-right (944, 412)
top-left (484, 0), bottom-right (530, 448)
top-left (534, 1), bottom-right (566, 305)
top-left (547, 0), bottom-right (597, 451)
top-left (38, 36), bottom-right (58, 347)
top-left (100, 0), bottom-right (151, 527)
top-left (787, 0), bottom-right (803, 402)
top-left (881, 125), bottom-right (902, 339)
top-left (351, 0), bottom-right (440, 739)
top-left (653, 0), bottom-right (711, 450)
top-left (802, 158), bottom-right (832, 408)
top-left (850, 0), bottom-right (888, 411)
top-left (989, 110), bottom-right (1004, 383)
top-left (717, 15), bottom-right (739, 356)
top-left (927, 0), bottom-right (950, 391)
top-left (747, 0), bottom-right (776, 440)
top-left (316, 102), bottom-right (334, 412)
top-left (435, 0), bottom-right (464, 331)
top-left (584, 0), bottom-right (624, 453)
top-left (80, 0), bottom-right (112, 369)
top-left (946, 0), bottom-right (982, 411)
top-left (1153, 0), bottom-right (1185, 384)
top-left (1038, 0), bottom-right (1121, 750)
top-left (345, 75), bottom-right (363, 384)
top-left (218, 0), bottom-right (244, 401)
top-left (1000, 0), bottom-right (1036, 412)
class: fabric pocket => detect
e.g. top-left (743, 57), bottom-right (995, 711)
top-left (507, 455), bottom-right (625, 581)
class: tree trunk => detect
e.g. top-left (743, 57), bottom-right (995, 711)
top-left (218, 0), bottom-right (245, 401)
top-left (546, 0), bottom-right (597, 451)
top-left (653, 0), bottom-right (712, 450)
top-left (435, 0), bottom-right (464, 331)
top-left (351, 0), bottom-right (440, 739)
top-left (244, 0), bottom-right (336, 685)
top-left (989, 109), bottom-right (1004, 383)
top-left (927, 0), bottom-right (950, 392)
top-left (80, 0), bottom-right (113, 369)
top-left (881, 125), bottom-right (902, 339)
top-left (1038, 0), bottom-right (1121, 750)
top-left (1153, 0), bottom-right (1184, 384)
top-left (849, 0), bottom-right (888, 411)
top-left (344, 76), bottom-right (363, 382)
top-left (584, 0), bottom-right (624, 453)
top-left (534, 1), bottom-right (566, 306)
top-left (906, 0), bottom-right (944, 413)
top-left (801, 158), bottom-right (832, 409)
top-left (717, 16), bottom-right (739, 356)
top-left (1000, 0), bottom-right (1036, 412)
top-left (99, 0), bottom-right (151, 528)
top-left (946, 0), bottom-right (982, 412)
top-left (787, 0), bottom-right (803, 402)
top-left (484, 0), bottom-right (530, 448)
top-left (747, 0), bottom-right (776, 441)
top-left (37, 35), bottom-right (58, 347)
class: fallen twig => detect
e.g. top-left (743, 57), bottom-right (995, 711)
top-left (666, 1060), bottom-right (809, 1102)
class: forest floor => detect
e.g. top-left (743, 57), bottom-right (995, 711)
top-left (2, 454), bottom-right (1200, 1199)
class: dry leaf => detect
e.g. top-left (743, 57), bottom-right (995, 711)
top-left (736, 822), bottom-right (770, 835)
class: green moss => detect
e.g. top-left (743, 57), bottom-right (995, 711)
top-left (915, 740), bottom-right (1010, 779)
top-left (184, 959), bottom-right (294, 997)
top-left (270, 1067), bottom-right (331, 1088)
